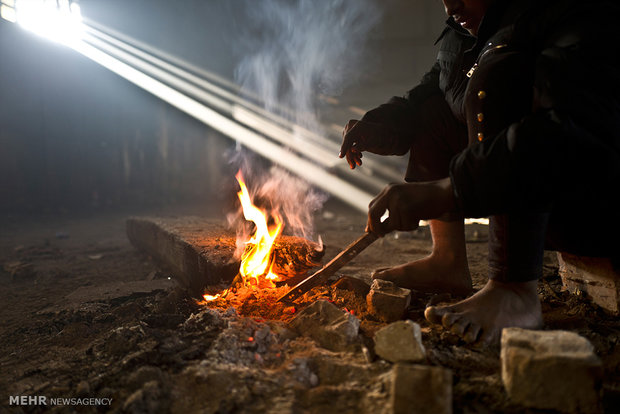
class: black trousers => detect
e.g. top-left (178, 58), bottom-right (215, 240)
top-left (489, 208), bottom-right (619, 282)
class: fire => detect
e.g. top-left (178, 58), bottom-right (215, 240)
top-left (235, 171), bottom-right (283, 286)
top-left (203, 170), bottom-right (284, 302)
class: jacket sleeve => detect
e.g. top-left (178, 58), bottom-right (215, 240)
top-left (358, 61), bottom-right (443, 156)
top-left (449, 112), bottom-right (563, 217)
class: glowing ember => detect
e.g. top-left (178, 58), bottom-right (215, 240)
top-left (203, 170), bottom-right (284, 302)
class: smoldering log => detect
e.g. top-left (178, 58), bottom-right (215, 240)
top-left (265, 236), bottom-right (324, 280)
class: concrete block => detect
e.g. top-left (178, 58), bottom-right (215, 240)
top-left (366, 279), bottom-right (411, 322)
top-left (126, 216), bottom-right (238, 297)
top-left (288, 300), bottom-right (360, 352)
top-left (501, 327), bottom-right (603, 413)
top-left (558, 252), bottom-right (620, 314)
top-left (374, 320), bottom-right (426, 363)
top-left (126, 216), bottom-right (323, 298)
top-left (391, 364), bottom-right (452, 414)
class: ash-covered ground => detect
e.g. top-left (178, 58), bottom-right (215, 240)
top-left (1, 203), bottom-right (619, 413)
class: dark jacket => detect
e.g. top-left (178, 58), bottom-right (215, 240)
top-left (451, 0), bottom-right (620, 217)
top-left (363, 0), bottom-right (620, 218)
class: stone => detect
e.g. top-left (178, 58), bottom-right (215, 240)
top-left (501, 327), bottom-right (603, 413)
top-left (557, 251), bottom-right (620, 314)
top-left (366, 279), bottom-right (411, 322)
top-left (126, 366), bottom-right (165, 390)
top-left (390, 364), bottom-right (452, 414)
top-left (288, 300), bottom-right (360, 352)
top-left (374, 320), bottom-right (426, 363)
top-left (123, 381), bottom-right (163, 413)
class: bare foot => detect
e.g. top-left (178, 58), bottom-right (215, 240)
top-left (372, 254), bottom-right (472, 295)
top-left (372, 219), bottom-right (473, 295)
top-left (424, 280), bottom-right (543, 346)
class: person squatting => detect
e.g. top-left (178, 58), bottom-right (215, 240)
top-left (339, 0), bottom-right (620, 345)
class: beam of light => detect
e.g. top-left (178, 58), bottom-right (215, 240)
top-left (70, 40), bottom-right (376, 212)
top-left (1, 5), bottom-right (17, 23)
top-left (81, 20), bottom-right (406, 183)
top-left (2, 7), bottom-right (488, 225)
top-left (12, 0), bottom-right (83, 45)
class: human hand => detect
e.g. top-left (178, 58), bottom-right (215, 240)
top-left (339, 119), bottom-right (392, 169)
top-left (367, 178), bottom-right (457, 236)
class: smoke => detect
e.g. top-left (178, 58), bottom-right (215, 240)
top-left (226, 150), bottom-right (328, 257)
top-left (227, 0), bottom-right (379, 252)
top-left (234, 0), bottom-right (381, 132)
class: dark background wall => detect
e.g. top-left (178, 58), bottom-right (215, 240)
top-left (0, 0), bottom-right (444, 214)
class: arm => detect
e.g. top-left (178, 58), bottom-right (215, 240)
top-left (340, 62), bottom-right (443, 168)
top-left (366, 177), bottom-right (456, 236)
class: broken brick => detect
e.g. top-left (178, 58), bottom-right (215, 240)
top-left (501, 327), bottom-right (603, 413)
top-left (391, 363), bottom-right (452, 414)
top-left (366, 279), bottom-right (411, 322)
top-left (374, 320), bottom-right (426, 364)
top-left (288, 300), bottom-right (360, 352)
top-left (558, 252), bottom-right (620, 314)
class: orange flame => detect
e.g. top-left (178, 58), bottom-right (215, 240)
top-left (236, 170), bottom-right (283, 286)
top-left (202, 171), bottom-right (283, 302)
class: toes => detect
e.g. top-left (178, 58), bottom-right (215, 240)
top-left (449, 316), bottom-right (470, 337)
top-left (424, 305), bottom-right (446, 325)
top-left (441, 312), bottom-right (471, 338)
top-left (441, 311), bottom-right (462, 329)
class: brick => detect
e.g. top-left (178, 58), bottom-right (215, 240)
top-left (501, 327), bottom-right (603, 413)
top-left (288, 300), bottom-right (360, 352)
top-left (391, 364), bottom-right (452, 414)
top-left (366, 279), bottom-right (411, 322)
top-left (374, 320), bottom-right (426, 363)
top-left (558, 252), bottom-right (620, 314)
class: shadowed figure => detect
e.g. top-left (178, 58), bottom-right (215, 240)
top-left (340, 0), bottom-right (620, 345)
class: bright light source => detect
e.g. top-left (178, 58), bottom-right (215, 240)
top-left (13, 0), bottom-right (83, 45)
top-left (1, 4), bottom-right (17, 22)
top-left (70, 2), bottom-right (80, 17)
top-left (2, 0), bottom-right (16, 7)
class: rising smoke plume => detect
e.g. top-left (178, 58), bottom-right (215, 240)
top-left (234, 0), bottom-right (381, 132)
top-left (227, 0), bottom-right (380, 252)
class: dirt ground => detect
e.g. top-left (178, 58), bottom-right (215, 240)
top-left (1, 203), bottom-right (619, 413)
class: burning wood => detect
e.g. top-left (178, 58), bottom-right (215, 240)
top-left (202, 170), bottom-right (324, 302)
